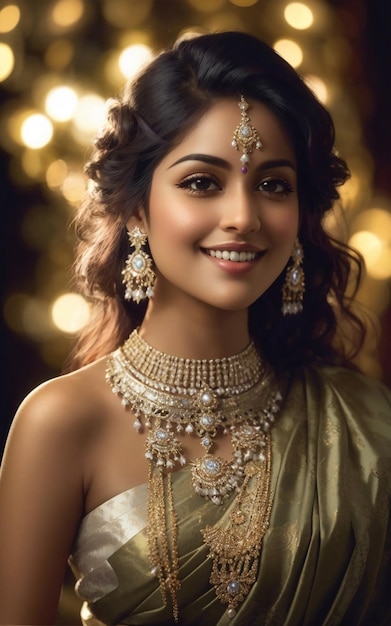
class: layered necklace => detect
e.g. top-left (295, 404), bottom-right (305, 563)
top-left (106, 329), bottom-right (282, 621)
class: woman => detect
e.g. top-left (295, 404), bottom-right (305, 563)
top-left (0, 31), bottom-right (390, 626)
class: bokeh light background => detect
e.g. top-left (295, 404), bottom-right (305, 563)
top-left (2, 0), bottom-right (391, 453)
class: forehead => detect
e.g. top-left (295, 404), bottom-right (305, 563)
top-left (158, 98), bottom-right (296, 169)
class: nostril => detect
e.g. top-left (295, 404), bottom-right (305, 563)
top-left (219, 204), bottom-right (261, 234)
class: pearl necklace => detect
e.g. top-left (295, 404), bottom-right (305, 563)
top-left (106, 329), bottom-right (281, 505)
top-left (106, 329), bottom-right (281, 621)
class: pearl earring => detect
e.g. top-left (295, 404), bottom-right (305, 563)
top-left (122, 227), bottom-right (155, 303)
top-left (281, 238), bottom-right (305, 315)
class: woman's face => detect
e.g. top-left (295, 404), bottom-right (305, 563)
top-left (138, 98), bottom-right (299, 313)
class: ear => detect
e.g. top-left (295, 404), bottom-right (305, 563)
top-left (125, 207), bottom-right (148, 234)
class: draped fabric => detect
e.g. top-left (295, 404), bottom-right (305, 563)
top-left (69, 366), bottom-right (391, 625)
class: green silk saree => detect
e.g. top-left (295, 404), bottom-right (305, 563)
top-left (69, 366), bottom-right (391, 625)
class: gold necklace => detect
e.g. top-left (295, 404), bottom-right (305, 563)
top-left (106, 329), bottom-right (281, 621)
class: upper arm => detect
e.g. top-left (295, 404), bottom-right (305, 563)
top-left (0, 380), bottom-right (86, 624)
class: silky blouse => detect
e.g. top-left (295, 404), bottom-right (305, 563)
top-left (68, 365), bottom-right (391, 625)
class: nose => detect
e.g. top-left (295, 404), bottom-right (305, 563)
top-left (219, 187), bottom-right (261, 234)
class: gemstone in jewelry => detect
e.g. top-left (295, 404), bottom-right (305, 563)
top-left (291, 269), bottom-right (300, 285)
top-left (199, 389), bottom-right (217, 408)
top-left (132, 254), bottom-right (145, 272)
top-left (227, 580), bottom-right (240, 596)
top-left (204, 457), bottom-right (220, 473)
top-left (240, 125), bottom-right (252, 138)
top-left (200, 414), bottom-right (215, 428)
top-left (156, 428), bottom-right (168, 440)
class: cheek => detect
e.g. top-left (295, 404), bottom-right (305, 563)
top-left (149, 209), bottom-right (202, 248)
top-left (148, 188), bottom-right (212, 247)
top-left (147, 189), bottom-right (181, 243)
top-left (263, 205), bottom-right (299, 239)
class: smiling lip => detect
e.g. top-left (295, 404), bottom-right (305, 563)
top-left (201, 243), bottom-right (265, 272)
top-left (201, 243), bottom-right (264, 262)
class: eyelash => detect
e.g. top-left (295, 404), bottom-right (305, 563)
top-left (176, 174), bottom-right (294, 197)
top-left (259, 178), bottom-right (294, 196)
top-left (176, 174), bottom-right (221, 195)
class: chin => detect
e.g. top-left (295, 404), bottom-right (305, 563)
top-left (207, 295), bottom-right (265, 312)
top-left (207, 286), bottom-right (269, 311)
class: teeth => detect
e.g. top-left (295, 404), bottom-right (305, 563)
top-left (206, 249), bottom-right (257, 262)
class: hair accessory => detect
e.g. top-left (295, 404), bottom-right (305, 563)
top-left (122, 226), bottom-right (155, 303)
top-left (106, 329), bottom-right (282, 622)
top-left (282, 238), bottom-right (305, 315)
top-left (231, 95), bottom-right (263, 173)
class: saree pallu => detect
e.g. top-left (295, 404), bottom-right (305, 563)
top-left (69, 366), bottom-right (391, 625)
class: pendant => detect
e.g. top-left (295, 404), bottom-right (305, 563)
top-left (145, 426), bottom-right (186, 469)
top-left (191, 454), bottom-right (241, 505)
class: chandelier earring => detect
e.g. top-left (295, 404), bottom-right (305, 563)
top-left (122, 226), bottom-right (155, 303)
top-left (282, 238), bottom-right (305, 315)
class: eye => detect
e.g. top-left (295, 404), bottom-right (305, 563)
top-left (258, 177), bottom-right (294, 196)
top-left (176, 174), bottom-right (221, 195)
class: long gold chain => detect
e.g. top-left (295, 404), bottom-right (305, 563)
top-left (202, 435), bottom-right (273, 619)
top-left (106, 330), bottom-right (280, 621)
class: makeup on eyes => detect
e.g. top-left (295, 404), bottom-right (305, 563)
top-left (168, 153), bottom-right (297, 173)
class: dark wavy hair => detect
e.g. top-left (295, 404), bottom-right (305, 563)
top-left (65, 30), bottom-right (366, 373)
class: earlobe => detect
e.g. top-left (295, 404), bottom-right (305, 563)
top-left (126, 208), bottom-right (148, 234)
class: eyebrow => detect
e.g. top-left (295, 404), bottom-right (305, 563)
top-left (168, 153), bottom-right (297, 171)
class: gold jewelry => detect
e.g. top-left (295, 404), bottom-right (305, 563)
top-left (147, 462), bottom-right (180, 621)
top-left (231, 95), bottom-right (263, 173)
top-left (202, 443), bottom-right (272, 619)
top-left (122, 226), bottom-right (155, 303)
top-left (282, 238), bottom-right (305, 315)
top-left (107, 330), bottom-right (280, 503)
top-left (106, 330), bottom-right (281, 621)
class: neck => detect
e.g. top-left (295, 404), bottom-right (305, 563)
top-left (139, 298), bottom-right (251, 359)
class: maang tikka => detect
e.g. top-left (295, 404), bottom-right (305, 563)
top-left (282, 238), bottom-right (305, 315)
top-left (122, 226), bottom-right (155, 303)
top-left (231, 95), bottom-right (263, 173)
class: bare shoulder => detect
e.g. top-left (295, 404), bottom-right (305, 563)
top-left (0, 357), bottom-right (116, 624)
top-left (10, 357), bottom-right (112, 444)
top-left (1, 356), bottom-right (118, 499)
